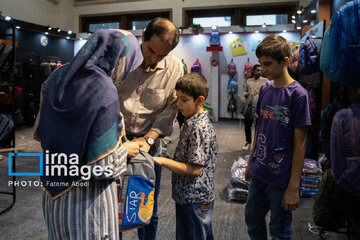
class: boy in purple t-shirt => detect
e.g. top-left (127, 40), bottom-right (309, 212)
top-left (244, 35), bottom-right (311, 240)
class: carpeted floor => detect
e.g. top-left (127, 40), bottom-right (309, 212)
top-left (0, 120), bottom-right (348, 239)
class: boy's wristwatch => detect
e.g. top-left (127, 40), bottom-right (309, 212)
top-left (144, 136), bottom-right (155, 146)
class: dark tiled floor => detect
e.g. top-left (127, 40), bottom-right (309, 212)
top-left (0, 120), bottom-right (348, 239)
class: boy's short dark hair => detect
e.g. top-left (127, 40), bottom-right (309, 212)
top-left (175, 72), bottom-right (209, 100)
top-left (256, 35), bottom-right (291, 63)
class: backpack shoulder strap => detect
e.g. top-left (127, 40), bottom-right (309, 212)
top-left (348, 108), bottom-right (359, 155)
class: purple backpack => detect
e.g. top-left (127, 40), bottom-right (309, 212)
top-left (330, 105), bottom-right (360, 193)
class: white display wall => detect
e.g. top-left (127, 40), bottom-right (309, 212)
top-left (171, 30), bottom-right (301, 120)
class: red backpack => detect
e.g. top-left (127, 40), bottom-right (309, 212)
top-left (243, 59), bottom-right (253, 79)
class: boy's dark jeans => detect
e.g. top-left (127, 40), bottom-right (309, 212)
top-left (245, 177), bottom-right (292, 240)
top-left (175, 201), bottom-right (214, 240)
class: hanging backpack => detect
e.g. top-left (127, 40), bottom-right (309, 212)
top-left (227, 78), bottom-right (238, 94)
top-left (243, 59), bottom-right (252, 79)
top-left (329, 0), bottom-right (360, 86)
top-left (191, 60), bottom-right (201, 73)
top-left (330, 106), bottom-right (360, 193)
top-left (319, 98), bottom-right (342, 159)
top-left (319, 27), bottom-right (337, 82)
top-left (228, 61), bottom-right (237, 76)
top-left (289, 47), bottom-right (299, 75)
top-left (298, 36), bottom-right (319, 75)
top-left (119, 150), bottom-right (156, 231)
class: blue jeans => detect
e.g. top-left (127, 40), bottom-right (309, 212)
top-left (245, 177), bottom-right (292, 240)
top-left (175, 201), bottom-right (214, 240)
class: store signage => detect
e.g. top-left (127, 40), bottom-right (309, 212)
top-left (40, 35), bottom-right (48, 46)
top-left (230, 37), bottom-right (247, 56)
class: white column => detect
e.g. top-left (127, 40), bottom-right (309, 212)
top-left (210, 51), bottom-right (219, 122)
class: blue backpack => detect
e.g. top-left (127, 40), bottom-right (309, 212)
top-left (298, 37), bottom-right (319, 75)
top-left (319, 27), bottom-right (337, 82)
top-left (227, 78), bottom-right (238, 94)
top-left (329, 0), bottom-right (360, 86)
top-left (119, 150), bottom-right (156, 231)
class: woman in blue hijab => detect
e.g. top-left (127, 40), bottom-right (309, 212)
top-left (37, 29), bottom-right (143, 239)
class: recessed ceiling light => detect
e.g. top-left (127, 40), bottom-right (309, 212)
top-left (255, 30), bottom-right (259, 33)
top-left (311, 9), bottom-right (316, 13)
top-left (68, 30), bottom-right (72, 35)
top-left (292, 20), bottom-right (296, 24)
top-left (297, 9), bottom-right (302, 14)
top-left (297, 26), bottom-right (301, 30)
top-left (16, 26), bottom-right (20, 29)
top-left (283, 30), bottom-right (287, 33)
top-left (66, 36), bottom-right (70, 39)
top-left (45, 32), bottom-right (49, 35)
top-left (5, 16), bottom-right (12, 21)
top-left (292, 15), bottom-right (296, 19)
top-left (229, 31), bottom-right (233, 34)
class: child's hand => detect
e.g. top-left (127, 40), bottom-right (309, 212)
top-left (153, 157), bottom-right (164, 166)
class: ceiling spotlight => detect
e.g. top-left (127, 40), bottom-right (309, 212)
top-left (283, 30), bottom-right (287, 33)
top-left (311, 9), bottom-right (316, 14)
top-left (255, 30), bottom-right (259, 33)
top-left (45, 32), bottom-right (49, 35)
top-left (88, 33), bottom-right (91, 36)
top-left (297, 26), bottom-right (301, 30)
top-left (303, 20), bottom-right (308, 23)
top-left (48, 26), bottom-right (52, 30)
top-left (66, 36), bottom-right (70, 39)
top-left (292, 15), bottom-right (296, 19)
top-left (292, 20), bottom-right (296, 24)
top-left (262, 23), bottom-right (266, 28)
top-left (16, 26), bottom-right (20, 29)
top-left (57, 28), bottom-right (61, 32)
top-left (5, 16), bottom-right (12, 21)
top-left (68, 30), bottom-right (72, 35)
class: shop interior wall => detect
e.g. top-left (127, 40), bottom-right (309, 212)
top-left (0, 0), bottom-right (74, 33)
top-left (171, 32), bottom-right (300, 119)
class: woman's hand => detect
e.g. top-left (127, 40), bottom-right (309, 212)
top-left (123, 141), bottom-right (140, 158)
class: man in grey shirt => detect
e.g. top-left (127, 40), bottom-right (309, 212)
top-left (117, 18), bottom-right (183, 240)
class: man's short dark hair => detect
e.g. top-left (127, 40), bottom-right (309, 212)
top-left (144, 17), bottom-right (180, 49)
top-left (256, 35), bottom-right (291, 63)
top-left (175, 73), bottom-right (209, 100)
top-left (253, 64), bottom-right (261, 71)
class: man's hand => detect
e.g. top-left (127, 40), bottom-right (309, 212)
top-left (123, 141), bottom-right (140, 158)
top-left (132, 137), bottom-right (151, 153)
top-left (282, 186), bottom-right (299, 211)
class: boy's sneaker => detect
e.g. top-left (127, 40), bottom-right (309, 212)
top-left (242, 143), bottom-right (250, 151)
